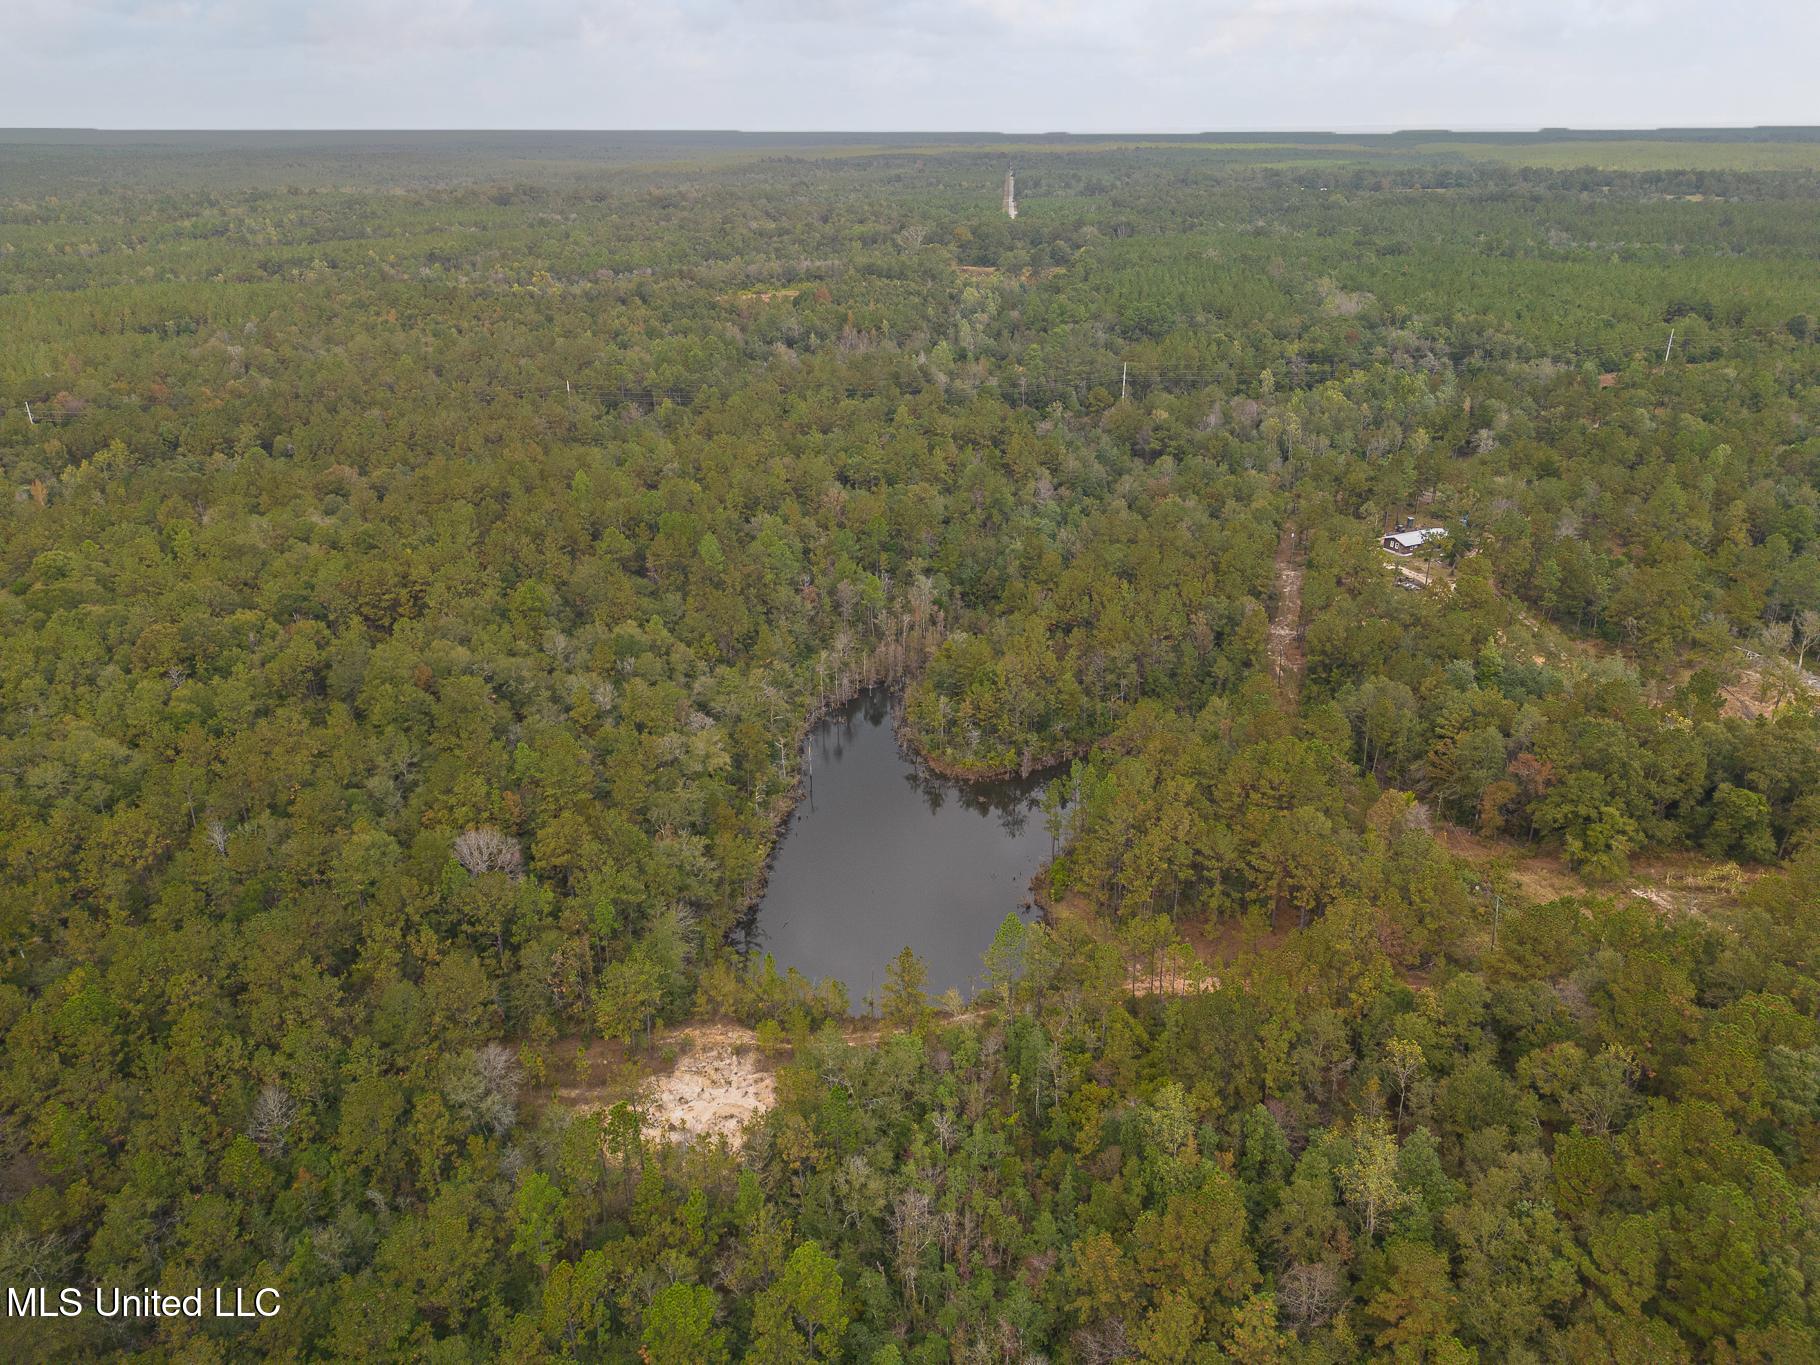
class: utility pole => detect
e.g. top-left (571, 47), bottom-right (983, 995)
top-left (1663, 328), bottom-right (1675, 364)
top-left (1120, 362), bottom-right (1129, 402)
top-left (23, 400), bottom-right (34, 426)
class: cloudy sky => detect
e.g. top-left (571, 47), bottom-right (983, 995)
top-left (5, 0), bottom-right (1815, 132)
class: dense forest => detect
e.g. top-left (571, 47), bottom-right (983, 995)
top-left (3, 132), bottom-right (1820, 1360)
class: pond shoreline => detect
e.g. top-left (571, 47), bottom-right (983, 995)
top-left (733, 623), bottom-right (943, 944)
top-left (893, 717), bottom-right (1096, 783)
top-left (738, 682), bottom-right (1063, 999)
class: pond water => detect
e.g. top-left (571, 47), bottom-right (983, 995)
top-left (748, 687), bottom-right (1057, 1007)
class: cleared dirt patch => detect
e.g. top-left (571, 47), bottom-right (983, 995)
top-left (642, 1024), bottom-right (777, 1145)
top-left (723, 287), bottom-right (800, 304)
top-left (1720, 670), bottom-right (1777, 720)
top-left (1433, 823), bottom-right (1756, 918)
top-left (1431, 824), bottom-right (1586, 903)
top-left (1724, 650), bottom-right (1820, 719)
top-left (1623, 854), bottom-right (1758, 918)
top-left (551, 1023), bottom-right (777, 1147)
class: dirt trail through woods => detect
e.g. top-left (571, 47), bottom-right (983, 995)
top-left (1270, 524), bottom-right (1305, 699)
top-left (1431, 822), bottom-right (1759, 919)
top-left (566, 945), bottom-right (1228, 1150)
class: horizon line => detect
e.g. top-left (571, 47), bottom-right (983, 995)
top-left (4, 124), bottom-right (1818, 137)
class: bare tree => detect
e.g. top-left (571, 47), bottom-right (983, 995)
top-left (446, 1043), bottom-right (523, 1136)
top-left (909, 574), bottom-right (935, 629)
top-left (1070, 1319), bottom-right (1132, 1365)
top-left (248, 1084), bottom-right (298, 1156)
top-left (930, 1110), bottom-right (959, 1155)
top-left (1759, 620), bottom-right (1794, 657)
top-left (1279, 1260), bottom-right (1343, 1331)
top-left (452, 827), bottom-right (523, 878)
top-left (1798, 609), bottom-right (1820, 673)
top-left (888, 1188), bottom-right (936, 1313)
top-left (0, 1227), bottom-right (60, 1286)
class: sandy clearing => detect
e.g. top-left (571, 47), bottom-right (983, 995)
top-left (641, 1024), bottom-right (777, 1146)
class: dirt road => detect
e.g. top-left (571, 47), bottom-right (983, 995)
top-left (1270, 524), bottom-right (1305, 699)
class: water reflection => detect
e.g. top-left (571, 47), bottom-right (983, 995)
top-left (749, 686), bottom-right (1058, 1007)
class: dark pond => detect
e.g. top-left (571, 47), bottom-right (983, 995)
top-left (748, 687), bottom-right (1057, 1007)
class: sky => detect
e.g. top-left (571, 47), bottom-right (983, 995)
top-left (4, 0), bottom-right (1816, 132)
